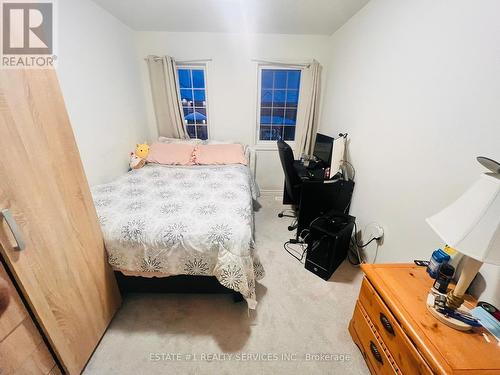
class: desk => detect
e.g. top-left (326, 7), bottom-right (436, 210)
top-left (282, 160), bottom-right (331, 204)
top-left (283, 160), bottom-right (355, 238)
top-left (297, 179), bottom-right (354, 236)
top-left (293, 160), bottom-right (326, 181)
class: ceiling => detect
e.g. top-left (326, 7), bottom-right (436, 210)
top-left (92, 0), bottom-right (370, 35)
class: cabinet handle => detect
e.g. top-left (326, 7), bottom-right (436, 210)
top-left (369, 341), bottom-right (383, 364)
top-left (380, 312), bottom-right (395, 336)
top-left (1, 209), bottom-right (25, 251)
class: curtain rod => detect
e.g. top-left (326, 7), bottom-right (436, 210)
top-left (144, 56), bottom-right (212, 63)
top-left (251, 59), bottom-right (312, 68)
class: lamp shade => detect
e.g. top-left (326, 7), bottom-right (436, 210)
top-left (426, 173), bottom-right (500, 266)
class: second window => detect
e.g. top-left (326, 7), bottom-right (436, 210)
top-left (258, 68), bottom-right (301, 142)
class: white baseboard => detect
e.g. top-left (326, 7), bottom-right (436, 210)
top-left (258, 189), bottom-right (286, 203)
top-left (259, 189), bottom-right (283, 196)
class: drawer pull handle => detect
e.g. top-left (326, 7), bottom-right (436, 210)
top-left (1, 209), bottom-right (25, 251)
top-left (369, 341), bottom-right (383, 364)
top-left (380, 312), bottom-right (395, 336)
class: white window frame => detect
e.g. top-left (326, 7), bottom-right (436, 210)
top-left (175, 62), bottom-right (211, 140)
top-left (254, 64), bottom-right (305, 150)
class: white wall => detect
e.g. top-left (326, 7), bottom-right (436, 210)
top-left (320, 0), bottom-right (500, 304)
top-left (57, 0), bottom-right (148, 186)
top-left (135, 32), bottom-right (330, 191)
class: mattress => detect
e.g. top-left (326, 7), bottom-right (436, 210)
top-left (91, 163), bottom-right (264, 309)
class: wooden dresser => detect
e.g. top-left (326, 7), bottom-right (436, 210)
top-left (349, 263), bottom-right (500, 374)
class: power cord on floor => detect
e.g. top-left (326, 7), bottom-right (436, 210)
top-left (283, 215), bottom-right (324, 263)
top-left (284, 240), bottom-right (308, 262)
top-left (348, 222), bottom-right (381, 266)
top-left (348, 237), bottom-right (364, 266)
top-left (352, 222), bottom-right (379, 248)
top-left (284, 213), bottom-right (381, 267)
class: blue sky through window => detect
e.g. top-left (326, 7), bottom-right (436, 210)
top-left (259, 69), bottom-right (301, 141)
top-left (177, 68), bottom-right (208, 140)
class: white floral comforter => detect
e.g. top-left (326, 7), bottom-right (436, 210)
top-left (91, 163), bottom-right (264, 309)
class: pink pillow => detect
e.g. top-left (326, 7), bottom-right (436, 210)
top-left (194, 144), bottom-right (247, 165)
top-left (146, 142), bottom-right (195, 165)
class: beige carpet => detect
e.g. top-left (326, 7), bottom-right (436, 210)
top-left (84, 195), bottom-right (369, 375)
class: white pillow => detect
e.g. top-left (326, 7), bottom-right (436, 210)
top-left (202, 139), bottom-right (249, 155)
top-left (202, 139), bottom-right (234, 145)
top-left (158, 136), bottom-right (201, 145)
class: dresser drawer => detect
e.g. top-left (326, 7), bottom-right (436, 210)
top-left (359, 278), bottom-right (432, 375)
top-left (350, 301), bottom-right (400, 375)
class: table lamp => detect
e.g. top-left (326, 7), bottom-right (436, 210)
top-left (426, 157), bottom-right (500, 317)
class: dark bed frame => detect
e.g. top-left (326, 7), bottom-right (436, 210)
top-left (114, 272), bottom-right (244, 302)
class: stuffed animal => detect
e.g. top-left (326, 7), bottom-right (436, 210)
top-left (129, 153), bottom-right (146, 169)
top-left (129, 142), bottom-right (149, 170)
top-left (0, 276), bottom-right (10, 317)
top-left (135, 143), bottom-right (150, 159)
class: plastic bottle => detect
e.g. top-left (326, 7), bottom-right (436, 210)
top-left (443, 245), bottom-right (463, 270)
top-left (427, 248), bottom-right (450, 279)
top-left (433, 263), bottom-right (455, 293)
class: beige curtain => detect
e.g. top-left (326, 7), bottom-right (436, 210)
top-left (146, 55), bottom-right (189, 139)
top-left (296, 60), bottom-right (322, 155)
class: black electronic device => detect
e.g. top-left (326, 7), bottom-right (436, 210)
top-left (297, 179), bottom-right (354, 236)
top-left (293, 160), bottom-right (324, 181)
top-left (414, 260), bottom-right (430, 267)
top-left (313, 133), bottom-right (334, 165)
top-left (304, 211), bottom-right (355, 280)
top-left (306, 160), bottom-right (319, 170)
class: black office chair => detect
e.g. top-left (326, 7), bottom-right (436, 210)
top-left (277, 140), bottom-right (302, 230)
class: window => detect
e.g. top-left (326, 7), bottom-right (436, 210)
top-left (258, 68), bottom-right (301, 142)
top-left (177, 66), bottom-right (209, 140)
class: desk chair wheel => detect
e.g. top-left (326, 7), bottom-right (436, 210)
top-left (278, 209), bottom-right (296, 219)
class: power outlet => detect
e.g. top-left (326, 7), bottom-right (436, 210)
top-left (373, 224), bottom-right (384, 240)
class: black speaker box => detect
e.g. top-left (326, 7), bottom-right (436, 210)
top-left (304, 213), bottom-right (355, 280)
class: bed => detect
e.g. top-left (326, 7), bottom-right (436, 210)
top-left (91, 162), bottom-right (264, 309)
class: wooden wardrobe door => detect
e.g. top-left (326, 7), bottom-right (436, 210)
top-left (0, 261), bottom-right (57, 375)
top-left (0, 69), bottom-right (121, 374)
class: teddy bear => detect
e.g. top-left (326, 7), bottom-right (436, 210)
top-left (129, 142), bottom-right (149, 170)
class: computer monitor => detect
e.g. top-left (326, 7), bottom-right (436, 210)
top-left (313, 133), bottom-right (334, 165)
